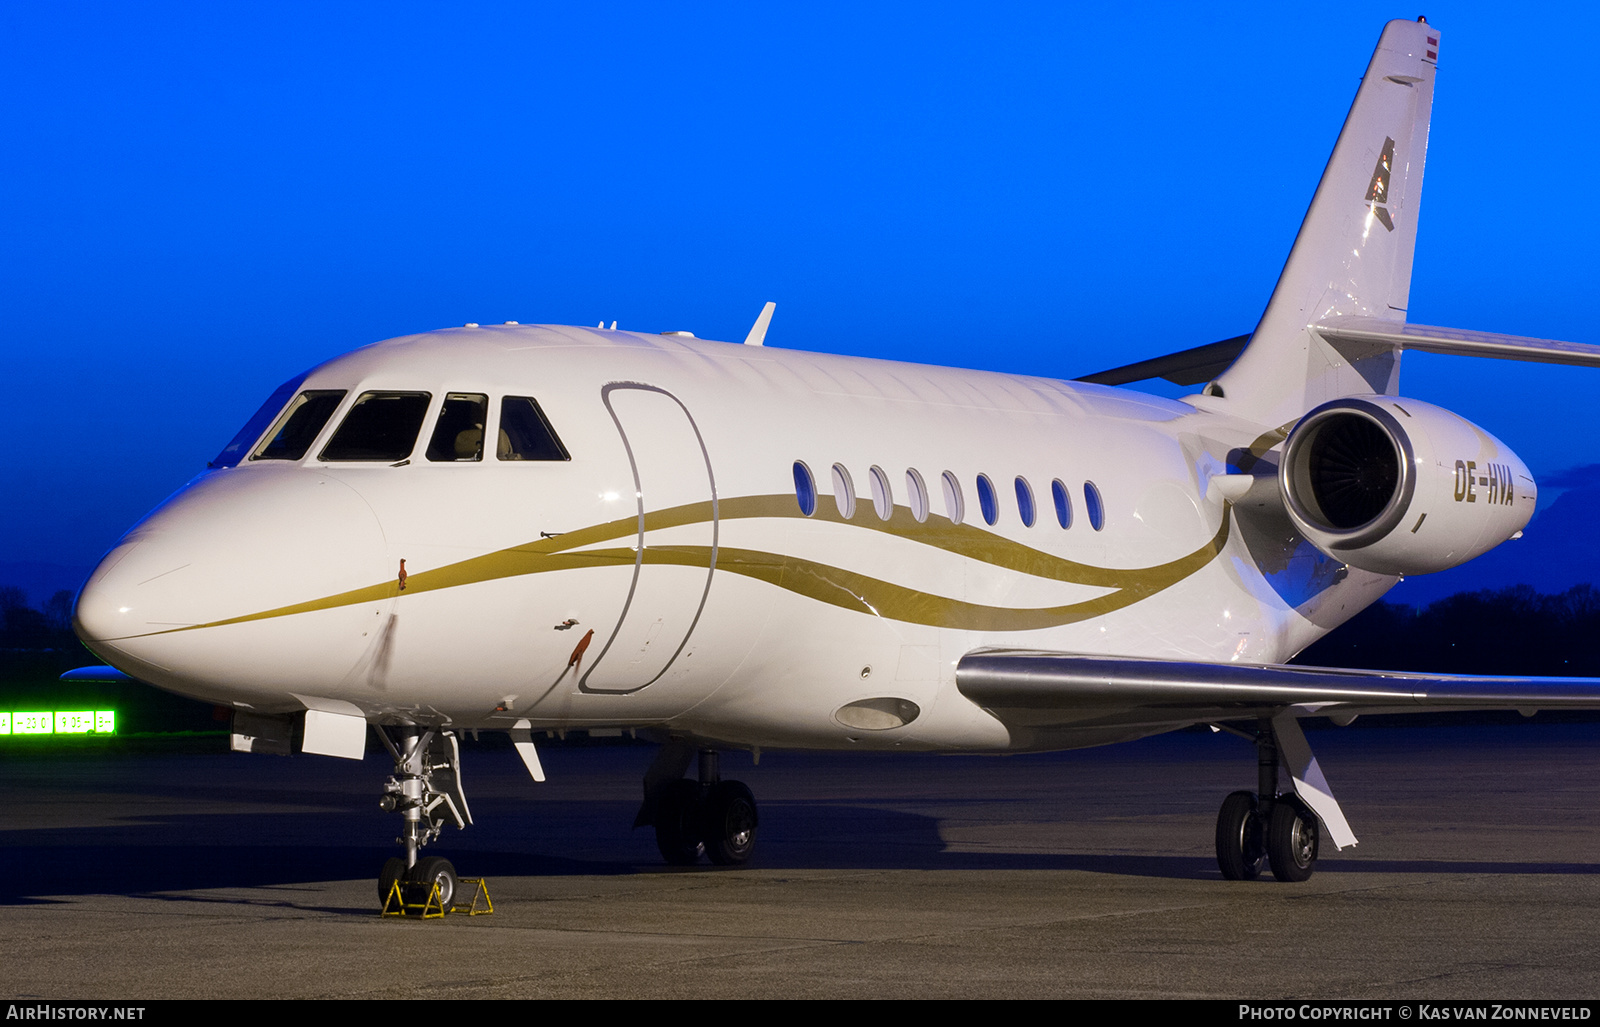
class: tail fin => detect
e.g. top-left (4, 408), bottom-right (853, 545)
top-left (1210, 19), bottom-right (1439, 426)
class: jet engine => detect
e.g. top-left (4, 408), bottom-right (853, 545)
top-left (1278, 396), bottom-right (1535, 576)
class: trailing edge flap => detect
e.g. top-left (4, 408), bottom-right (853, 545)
top-left (956, 650), bottom-right (1600, 718)
top-left (1312, 316), bottom-right (1600, 369)
top-left (1075, 335), bottom-right (1250, 387)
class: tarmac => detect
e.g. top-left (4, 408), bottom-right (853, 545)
top-left (4, 721), bottom-right (1600, 999)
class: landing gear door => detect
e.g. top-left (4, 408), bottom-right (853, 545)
top-left (581, 383), bottom-right (717, 693)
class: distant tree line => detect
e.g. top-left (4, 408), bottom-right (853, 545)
top-left (1294, 584), bottom-right (1600, 676)
top-left (0, 586), bottom-right (75, 649)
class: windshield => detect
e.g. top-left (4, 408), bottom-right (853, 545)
top-left (425, 393), bottom-right (489, 462)
top-left (252, 390), bottom-right (348, 461)
top-left (498, 396), bottom-right (571, 461)
top-left (321, 391), bottom-right (432, 462)
top-left (211, 374), bottom-right (308, 468)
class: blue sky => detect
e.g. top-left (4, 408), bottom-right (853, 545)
top-left (3, 2), bottom-right (1596, 577)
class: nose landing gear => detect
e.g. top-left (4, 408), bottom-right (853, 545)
top-left (374, 725), bottom-right (472, 910)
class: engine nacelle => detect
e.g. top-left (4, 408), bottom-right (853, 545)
top-left (1279, 396), bottom-right (1535, 576)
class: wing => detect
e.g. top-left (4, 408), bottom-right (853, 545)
top-left (957, 649), bottom-right (1600, 724)
top-left (1074, 334), bottom-right (1251, 387)
top-left (957, 649), bottom-right (1600, 851)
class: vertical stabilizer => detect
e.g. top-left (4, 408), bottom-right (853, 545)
top-left (1211, 19), bottom-right (1438, 427)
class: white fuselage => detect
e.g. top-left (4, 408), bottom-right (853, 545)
top-left (74, 324), bottom-right (1399, 752)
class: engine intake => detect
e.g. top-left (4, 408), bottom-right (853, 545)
top-left (1279, 397), bottom-right (1535, 576)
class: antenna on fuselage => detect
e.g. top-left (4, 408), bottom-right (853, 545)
top-left (743, 301), bottom-right (776, 346)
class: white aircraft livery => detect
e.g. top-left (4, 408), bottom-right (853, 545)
top-left (70, 18), bottom-right (1600, 904)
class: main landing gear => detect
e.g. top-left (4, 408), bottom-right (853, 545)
top-left (636, 745), bottom-right (759, 867)
top-left (1214, 715), bottom-right (1347, 883)
top-left (374, 725), bottom-right (472, 907)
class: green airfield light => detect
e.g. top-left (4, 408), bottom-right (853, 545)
top-left (14, 712), bottom-right (52, 735)
top-left (56, 711), bottom-right (97, 734)
top-left (0, 710), bottom-right (116, 737)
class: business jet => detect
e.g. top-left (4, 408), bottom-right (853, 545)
top-left (70, 17), bottom-right (1600, 906)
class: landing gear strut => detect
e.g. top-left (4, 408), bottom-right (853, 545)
top-left (374, 725), bottom-right (472, 906)
top-left (638, 746), bottom-right (759, 867)
top-left (1214, 716), bottom-right (1328, 883)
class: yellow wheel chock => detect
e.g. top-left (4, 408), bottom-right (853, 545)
top-left (380, 876), bottom-right (493, 918)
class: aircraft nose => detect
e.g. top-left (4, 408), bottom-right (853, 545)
top-left (74, 467), bottom-right (388, 697)
top-left (73, 538), bottom-right (159, 646)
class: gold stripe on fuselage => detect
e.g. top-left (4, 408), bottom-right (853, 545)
top-left (132, 493), bottom-right (1231, 637)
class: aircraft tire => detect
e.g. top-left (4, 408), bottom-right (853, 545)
top-left (702, 780), bottom-right (758, 866)
top-left (653, 779), bottom-right (705, 865)
top-left (1267, 797), bottom-right (1319, 882)
top-left (1215, 790), bottom-right (1265, 881)
top-left (407, 856), bottom-right (458, 910)
top-left (379, 856), bottom-right (406, 906)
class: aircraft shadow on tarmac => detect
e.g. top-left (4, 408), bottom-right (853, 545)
top-left (7, 798), bottom-right (1600, 906)
top-left (9, 724), bottom-right (1600, 904)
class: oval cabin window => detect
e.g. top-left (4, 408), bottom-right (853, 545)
top-left (906, 468), bottom-right (929, 523)
top-left (869, 465), bottom-right (893, 520)
top-left (832, 463), bottom-right (856, 519)
top-left (793, 461), bottom-right (817, 516)
top-left (1015, 476), bottom-right (1036, 527)
top-left (942, 471), bottom-right (965, 525)
top-left (1052, 479), bottom-right (1072, 528)
top-left (1084, 480), bottom-right (1105, 531)
top-left (976, 474), bottom-right (998, 526)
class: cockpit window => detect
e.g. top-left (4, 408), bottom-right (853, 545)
top-left (320, 391), bottom-right (431, 462)
top-left (425, 393), bottom-right (489, 462)
top-left (251, 389), bottom-right (347, 462)
top-left (498, 396), bottom-right (570, 461)
top-left (213, 373), bottom-right (308, 468)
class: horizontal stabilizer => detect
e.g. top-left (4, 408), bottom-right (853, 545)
top-left (1078, 317), bottom-right (1598, 393)
top-left (1314, 316), bottom-right (1600, 369)
top-left (958, 650), bottom-right (1600, 720)
top-left (1076, 335), bottom-right (1250, 387)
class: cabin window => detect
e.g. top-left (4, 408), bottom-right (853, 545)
top-left (498, 396), bottom-right (571, 461)
top-left (1015, 476), bottom-right (1036, 527)
top-left (869, 465), bottom-right (893, 520)
top-left (1084, 481), bottom-right (1105, 530)
top-left (976, 474), bottom-right (998, 526)
top-left (321, 392), bottom-right (431, 462)
top-left (793, 461), bottom-right (817, 516)
top-left (831, 463), bottom-right (856, 519)
top-left (905, 468), bottom-right (929, 523)
top-left (425, 393), bottom-right (489, 462)
top-left (942, 471), bottom-right (965, 525)
top-left (215, 373), bottom-right (308, 467)
top-left (1052, 479), bottom-right (1073, 528)
top-left (251, 390), bottom-right (347, 462)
